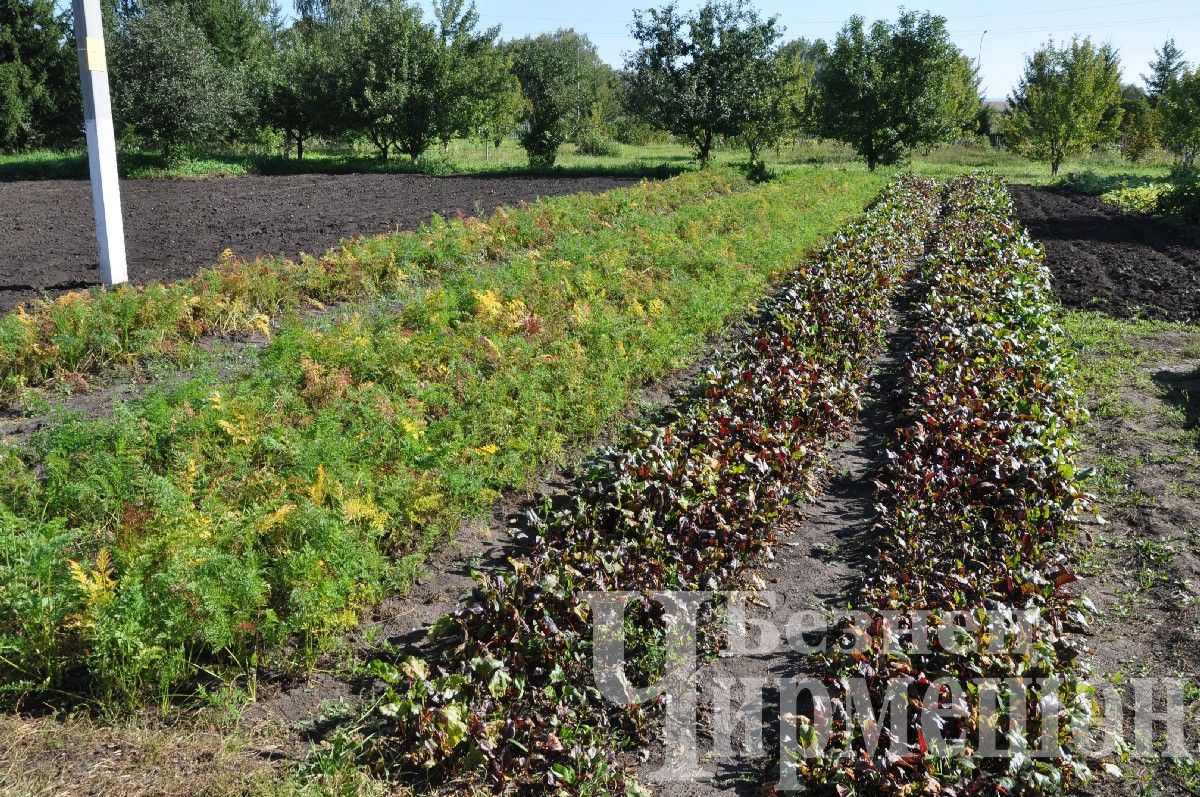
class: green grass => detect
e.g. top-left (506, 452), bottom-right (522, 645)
top-left (0, 136), bottom-right (1177, 184)
top-left (1057, 311), bottom-right (1179, 421)
top-left (0, 167), bottom-right (886, 707)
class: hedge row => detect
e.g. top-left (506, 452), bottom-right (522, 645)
top-left (363, 176), bottom-right (943, 792)
top-left (794, 175), bottom-right (1101, 795)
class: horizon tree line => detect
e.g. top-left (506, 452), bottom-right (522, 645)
top-left (0, 0), bottom-right (1197, 174)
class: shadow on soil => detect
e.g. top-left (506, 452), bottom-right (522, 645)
top-left (1155, 365), bottom-right (1200, 434)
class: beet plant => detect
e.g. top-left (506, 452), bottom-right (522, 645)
top-left (363, 175), bottom-right (942, 791)
top-left (793, 174), bottom-right (1103, 796)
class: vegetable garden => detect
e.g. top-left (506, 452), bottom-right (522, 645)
top-left (3, 168), bottom-right (1198, 796)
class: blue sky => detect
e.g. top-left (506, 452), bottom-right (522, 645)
top-left (412, 0), bottom-right (1200, 100)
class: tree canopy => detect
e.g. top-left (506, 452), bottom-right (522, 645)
top-left (807, 10), bottom-right (975, 170)
top-left (506, 30), bottom-right (603, 169)
top-left (0, 0), bottom-right (77, 150)
top-left (625, 0), bottom-right (784, 166)
top-left (1142, 38), bottom-right (1188, 102)
top-left (111, 3), bottom-right (244, 160)
top-left (1006, 37), bottom-right (1124, 176)
top-left (1159, 66), bottom-right (1200, 166)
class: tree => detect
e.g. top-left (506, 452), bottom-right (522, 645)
top-left (945, 53), bottom-right (983, 135)
top-left (0, 0), bottom-right (78, 151)
top-left (111, 3), bottom-right (243, 160)
top-left (260, 24), bottom-right (338, 159)
top-left (463, 49), bottom-right (522, 158)
top-left (775, 38), bottom-right (826, 144)
top-left (734, 25), bottom-right (789, 165)
top-left (430, 0), bottom-right (507, 152)
top-left (1006, 37), bottom-right (1124, 176)
top-left (1118, 84), bottom-right (1157, 162)
top-left (807, 11), bottom-right (970, 170)
top-left (625, 1), bottom-right (783, 167)
top-left (338, 0), bottom-right (446, 162)
top-left (1159, 67), bottom-right (1200, 166)
top-left (1142, 38), bottom-right (1188, 103)
top-left (507, 30), bottom-right (602, 169)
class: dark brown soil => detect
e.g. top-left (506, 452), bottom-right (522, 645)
top-left (1008, 184), bottom-right (1200, 324)
top-left (0, 173), bottom-right (636, 312)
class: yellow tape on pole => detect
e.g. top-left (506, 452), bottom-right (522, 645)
top-left (82, 36), bottom-right (106, 72)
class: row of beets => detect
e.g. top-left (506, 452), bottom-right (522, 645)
top-left (361, 175), bottom-right (943, 792)
top-left (794, 175), bottom-right (1102, 795)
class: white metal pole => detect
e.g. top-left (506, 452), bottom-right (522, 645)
top-left (73, 0), bottom-right (128, 286)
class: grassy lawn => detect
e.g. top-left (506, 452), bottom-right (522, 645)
top-left (0, 136), bottom-right (1177, 185)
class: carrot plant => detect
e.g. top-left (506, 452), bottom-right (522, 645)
top-left (0, 169), bottom-right (885, 707)
top-left (0, 171), bottom-right (747, 396)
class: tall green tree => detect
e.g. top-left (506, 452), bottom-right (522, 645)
top-left (625, 1), bottom-right (783, 166)
top-left (462, 47), bottom-right (522, 157)
top-left (1117, 84), bottom-right (1157, 162)
top-left (1006, 37), bottom-right (1124, 176)
top-left (775, 38), bottom-right (826, 144)
top-left (0, 0), bottom-right (77, 150)
top-left (506, 29), bottom-right (602, 169)
top-left (1159, 67), bottom-right (1200, 166)
top-left (259, 23), bottom-right (338, 159)
top-left (111, 3), bottom-right (243, 160)
top-left (807, 11), bottom-right (971, 170)
top-left (1142, 38), bottom-right (1188, 103)
top-left (431, 0), bottom-right (505, 151)
top-left (945, 53), bottom-right (983, 135)
top-left (338, 0), bottom-right (445, 162)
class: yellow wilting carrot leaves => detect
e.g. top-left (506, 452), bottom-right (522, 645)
top-left (67, 548), bottom-right (117, 629)
top-left (308, 465), bottom-right (328, 506)
top-left (473, 289), bottom-right (504, 321)
top-left (341, 496), bottom-right (390, 533)
top-left (255, 503), bottom-right (296, 534)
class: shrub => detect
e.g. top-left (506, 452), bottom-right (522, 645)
top-left (1101, 183), bottom-right (1168, 213)
top-left (1157, 176), bottom-right (1200, 222)
top-left (111, 4), bottom-right (243, 161)
top-left (574, 132), bottom-right (620, 157)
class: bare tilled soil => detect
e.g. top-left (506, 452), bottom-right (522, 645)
top-left (1009, 184), bottom-right (1200, 324)
top-left (0, 173), bottom-right (636, 312)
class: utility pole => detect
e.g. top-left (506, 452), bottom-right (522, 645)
top-left (73, 0), bottom-right (128, 286)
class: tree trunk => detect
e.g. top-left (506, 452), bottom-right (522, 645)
top-left (866, 154), bottom-right (878, 171)
top-left (697, 131), bottom-right (713, 168)
top-left (1051, 159), bottom-right (1060, 176)
top-left (296, 136), bottom-right (304, 161)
